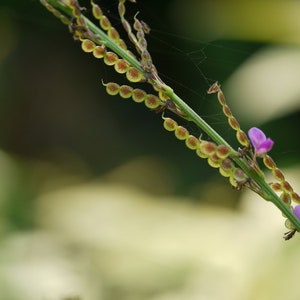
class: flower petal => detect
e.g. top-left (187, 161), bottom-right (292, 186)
top-left (248, 127), bottom-right (266, 149)
top-left (294, 205), bottom-right (300, 220)
top-left (256, 139), bottom-right (274, 156)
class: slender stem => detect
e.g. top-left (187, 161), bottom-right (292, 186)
top-left (43, 0), bottom-right (300, 232)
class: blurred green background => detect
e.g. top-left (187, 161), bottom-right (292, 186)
top-left (0, 0), bottom-right (300, 299)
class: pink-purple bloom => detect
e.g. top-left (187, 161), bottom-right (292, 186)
top-left (248, 127), bottom-right (274, 157)
top-left (294, 205), bottom-right (300, 220)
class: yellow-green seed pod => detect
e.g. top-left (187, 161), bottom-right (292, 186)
top-left (185, 135), bottom-right (199, 150)
top-left (100, 16), bottom-right (111, 30)
top-left (119, 85), bottom-right (133, 98)
top-left (144, 94), bottom-right (161, 109)
top-left (114, 59), bottom-right (130, 74)
top-left (228, 116), bottom-right (240, 130)
top-left (126, 67), bottom-right (144, 82)
top-left (263, 155), bottom-right (276, 170)
top-left (223, 105), bottom-right (232, 117)
top-left (132, 89), bottom-right (146, 103)
top-left (219, 158), bottom-right (235, 177)
top-left (196, 147), bottom-right (208, 159)
top-left (207, 154), bottom-right (221, 168)
top-left (93, 45), bottom-right (106, 58)
top-left (108, 27), bottom-right (120, 41)
top-left (81, 39), bottom-right (96, 53)
top-left (104, 52), bottom-right (119, 66)
top-left (158, 90), bottom-right (169, 101)
top-left (229, 175), bottom-right (238, 188)
top-left (285, 218), bottom-right (295, 230)
top-left (236, 131), bottom-right (249, 147)
top-left (199, 141), bottom-right (216, 156)
top-left (215, 145), bottom-right (231, 159)
top-left (118, 39), bottom-right (127, 50)
top-left (105, 82), bottom-right (120, 96)
top-left (163, 117), bottom-right (178, 132)
top-left (174, 126), bottom-right (189, 141)
top-left (91, 1), bottom-right (103, 20)
top-left (272, 168), bottom-right (285, 182)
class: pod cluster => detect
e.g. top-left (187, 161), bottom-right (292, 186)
top-left (162, 116), bottom-right (247, 188)
top-left (104, 82), bottom-right (163, 110)
top-left (208, 82), bottom-right (249, 147)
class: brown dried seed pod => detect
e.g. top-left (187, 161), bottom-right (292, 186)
top-left (81, 39), bottom-right (96, 53)
top-left (144, 94), bottom-right (161, 109)
top-left (132, 88), bottom-right (147, 103)
top-left (219, 158), bottom-right (235, 177)
top-left (114, 59), bottom-right (130, 74)
top-left (185, 135), bottom-right (199, 150)
top-left (126, 67), bottom-right (144, 82)
top-left (119, 85), bottom-right (133, 98)
top-left (163, 117), bottom-right (178, 132)
top-left (93, 45), bottom-right (106, 58)
top-left (104, 52), bottom-right (119, 66)
top-left (174, 126), bottom-right (189, 140)
top-left (105, 82), bottom-right (120, 96)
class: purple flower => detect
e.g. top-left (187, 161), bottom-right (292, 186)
top-left (248, 127), bottom-right (274, 157)
top-left (294, 205), bottom-right (300, 220)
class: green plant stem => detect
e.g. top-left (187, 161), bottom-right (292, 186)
top-left (45, 0), bottom-right (300, 232)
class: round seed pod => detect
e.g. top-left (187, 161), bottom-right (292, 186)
top-left (126, 67), bottom-right (144, 82)
top-left (91, 1), bottom-right (103, 19)
top-left (215, 145), bottom-right (231, 159)
top-left (219, 158), bottom-right (235, 177)
top-left (108, 27), bottom-right (120, 41)
top-left (284, 219), bottom-right (295, 230)
top-left (93, 45), bottom-right (106, 58)
top-left (199, 141), bottom-right (216, 156)
top-left (185, 135), bottom-right (199, 150)
top-left (118, 39), bottom-right (127, 50)
top-left (174, 126), bottom-right (189, 141)
top-left (81, 39), bottom-right (96, 53)
top-left (105, 82), bottom-right (120, 96)
top-left (207, 154), bottom-right (221, 168)
top-left (100, 16), bottom-right (111, 30)
top-left (158, 90), bottom-right (169, 101)
top-left (144, 94), bottom-right (161, 109)
top-left (163, 117), bottom-right (178, 132)
top-left (104, 52), bottom-right (119, 66)
top-left (132, 89), bottom-right (146, 103)
top-left (119, 85), bottom-right (133, 98)
top-left (114, 59), bottom-right (130, 74)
